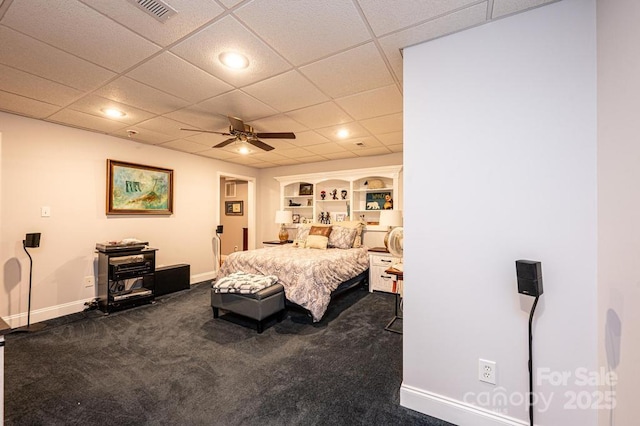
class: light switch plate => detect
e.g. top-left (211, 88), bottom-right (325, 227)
top-left (41, 206), bottom-right (51, 217)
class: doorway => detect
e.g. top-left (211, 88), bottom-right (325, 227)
top-left (216, 172), bottom-right (256, 261)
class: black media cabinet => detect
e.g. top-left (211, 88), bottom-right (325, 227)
top-left (97, 246), bottom-right (157, 313)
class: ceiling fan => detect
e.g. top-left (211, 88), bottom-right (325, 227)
top-left (180, 116), bottom-right (296, 152)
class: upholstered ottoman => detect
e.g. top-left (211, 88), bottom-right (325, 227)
top-left (211, 273), bottom-right (285, 333)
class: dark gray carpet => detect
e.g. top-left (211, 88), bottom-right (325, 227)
top-left (4, 282), bottom-right (453, 426)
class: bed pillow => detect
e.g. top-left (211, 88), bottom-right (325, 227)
top-left (332, 220), bottom-right (365, 247)
top-left (295, 223), bottom-right (330, 242)
top-left (305, 234), bottom-right (329, 249)
top-left (309, 225), bottom-right (332, 238)
top-left (328, 226), bottom-right (357, 249)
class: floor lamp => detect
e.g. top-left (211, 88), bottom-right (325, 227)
top-left (13, 233), bottom-right (45, 333)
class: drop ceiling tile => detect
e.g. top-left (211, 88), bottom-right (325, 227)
top-left (136, 116), bottom-right (192, 138)
top-left (255, 139), bottom-right (297, 150)
top-left (66, 95), bottom-right (156, 125)
top-left (288, 131), bottom-right (330, 148)
top-left (165, 107), bottom-right (229, 130)
top-left (159, 139), bottom-right (211, 153)
top-left (110, 127), bottom-right (174, 144)
top-left (296, 155), bottom-right (328, 163)
top-left (184, 132), bottom-right (234, 148)
top-left (79, 0), bottom-right (225, 47)
top-left (171, 15), bottom-right (291, 87)
top-left (300, 43), bottom-right (394, 98)
top-left (316, 122), bottom-right (369, 142)
top-left (243, 71), bottom-right (329, 112)
top-left (234, 0), bottom-right (370, 66)
top-left (218, 0), bottom-right (245, 8)
top-left (376, 131), bottom-right (403, 146)
top-left (286, 102), bottom-right (352, 129)
top-left (340, 136), bottom-right (384, 149)
top-left (305, 143), bottom-right (349, 155)
top-left (0, 64), bottom-right (82, 106)
top-left (196, 90), bottom-right (277, 121)
top-left (197, 149), bottom-right (238, 161)
top-left (360, 113), bottom-right (403, 134)
top-left (95, 77), bottom-right (189, 115)
top-left (2, 0), bottom-right (160, 72)
top-left (249, 114), bottom-right (309, 133)
top-left (358, 0), bottom-right (480, 36)
top-left (48, 109), bottom-right (127, 133)
top-left (126, 52), bottom-right (233, 103)
top-left (336, 85), bottom-right (402, 120)
top-left (278, 147), bottom-right (316, 159)
top-left (492, 0), bottom-right (558, 18)
top-left (322, 151), bottom-right (359, 161)
top-left (347, 146), bottom-right (392, 157)
top-left (386, 143), bottom-right (403, 153)
top-left (252, 152), bottom-right (289, 162)
top-left (0, 90), bottom-right (60, 118)
top-left (0, 26), bottom-right (115, 92)
top-left (250, 162), bottom-right (279, 169)
top-left (272, 158), bottom-right (302, 166)
top-left (379, 3), bottom-right (487, 81)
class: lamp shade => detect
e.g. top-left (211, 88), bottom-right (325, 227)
top-left (275, 210), bottom-right (293, 224)
top-left (379, 210), bottom-right (402, 228)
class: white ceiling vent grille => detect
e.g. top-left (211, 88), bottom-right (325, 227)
top-left (127, 0), bottom-right (177, 23)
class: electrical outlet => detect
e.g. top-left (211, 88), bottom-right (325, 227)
top-left (84, 276), bottom-right (95, 288)
top-left (479, 359), bottom-right (497, 384)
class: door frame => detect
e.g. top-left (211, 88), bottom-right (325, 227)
top-left (216, 171), bottom-right (256, 251)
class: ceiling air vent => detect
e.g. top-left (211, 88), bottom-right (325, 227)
top-left (127, 0), bottom-right (177, 23)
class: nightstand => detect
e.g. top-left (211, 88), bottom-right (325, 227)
top-left (262, 240), bottom-right (292, 248)
top-left (368, 249), bottom-right (397, 293)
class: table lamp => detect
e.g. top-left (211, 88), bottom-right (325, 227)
top-left (379, 210), bottom-right (402, 251)
top-left (275, 210), bottom-right (293, 242)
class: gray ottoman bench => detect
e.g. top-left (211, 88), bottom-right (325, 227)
top-left (211, 273), bottom-right (286, 333)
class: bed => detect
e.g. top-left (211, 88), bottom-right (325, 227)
top-left (215, 244), bottom-right (370, 322)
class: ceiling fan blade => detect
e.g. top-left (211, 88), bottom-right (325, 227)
top-left (180, 128), bottom-right (232, 136)
top-left (227, 116), bottom-right (246, 132)
top-left (213, 138), bottom-right (237, 148)
top-left (248, 139), bottom-right (275, 151)
top-left (256, 132), bottom-right (296, 139)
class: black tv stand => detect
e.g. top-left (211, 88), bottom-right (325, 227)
top-left (97, 246), bottom-right (157, 313)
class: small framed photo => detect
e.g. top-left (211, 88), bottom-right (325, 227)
top-left (225, 200), bottom-right (243, 216)
top-left (299, 183), bottom-right (313, 196)
top-left (335, 212), bottom-right (347, 222)
top-left (292, 214), bottom-right (300, 224)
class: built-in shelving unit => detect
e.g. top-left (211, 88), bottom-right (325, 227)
top-left (275, 165), bottom-right (402, 231)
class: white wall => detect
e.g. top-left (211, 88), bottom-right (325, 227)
top-left (402, 1), bottom-right (598, 425)
top-left (0, 112), bottom-right (257, 326)
top-left (597, 1), bottom-right (640, 425)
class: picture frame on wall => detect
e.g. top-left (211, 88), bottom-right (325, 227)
top-left (106, 159), bottom-right (173, 215)
top-left (225, 200), bottom-right (243, 216)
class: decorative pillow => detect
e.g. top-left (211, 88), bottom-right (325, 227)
top-left (305, 234), bottom-right (329, 249)
top-left (309, 225), bottom-right (332, 238)
top-left (328, 226), bottom-right (357, 249)
top-left (295, 223), bottom-right (330, 242)
top-left (332, 220), bottom-right (365, 247)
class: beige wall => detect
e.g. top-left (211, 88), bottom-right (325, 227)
top-left (218, 180), bottom-right (248, 254)
top-left (0, 112), bottom-right (257, 326)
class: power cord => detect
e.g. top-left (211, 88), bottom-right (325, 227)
top-left (528, 295), bottom-right (540, 426)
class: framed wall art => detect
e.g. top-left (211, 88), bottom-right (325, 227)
top-left (299, 183), bottom-right (313, 196)
top-left (106, 159), bottom-right (173, 215)
top-left (225, 200), bottom-right (244, 216)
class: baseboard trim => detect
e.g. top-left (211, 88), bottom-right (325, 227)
top-left (4, 298), bottom-right (93, 328)
top-left (190, 271), bottom-right (216, 285)
top-left (400, 384), bottom-right (527, 426)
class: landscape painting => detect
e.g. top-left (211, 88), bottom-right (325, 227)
top-left (107, 159), bottom-right (173, 215)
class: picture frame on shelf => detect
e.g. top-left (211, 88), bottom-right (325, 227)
top-left (292, 213), bottom-right (300, 224)
top-left (106, 159), bottom-right (173, 215)
top-left (299, 183), bottom-right (313, 195)
top-left (335, 212), bottom-right (347, 222)
top-left (365, 192), bottom-right (392, 210)
top-left (225, 200), bottom-right (243, 216)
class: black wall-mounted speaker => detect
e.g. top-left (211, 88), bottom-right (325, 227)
top-left (24, 233), bottom-right (41, 248)
top-left (216, 225), bottom-right (223, 234)
top-left (516, 260), bottom-right (543, 297)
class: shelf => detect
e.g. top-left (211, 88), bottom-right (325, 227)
top-left (353, 187), bottom-right (394, 193)
top-left (285, 195), bottom-right (313, 199)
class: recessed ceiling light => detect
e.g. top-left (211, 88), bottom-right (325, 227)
top-left (219, 51), bottom-right (249, 69)
top-left (337, 129), bottom-right (350, 139)
top-left (101, 108), bottom-right (126, 118)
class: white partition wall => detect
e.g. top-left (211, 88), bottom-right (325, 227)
top-left (402, 1), bottom-right (598, 425)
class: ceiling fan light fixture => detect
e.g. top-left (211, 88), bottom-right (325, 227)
top-left (219, 51), bottom-right (249, 69)
top-left (101, 108), bottom-right (126, 118)
top-left (236, 142), bottom-right (252, 155)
